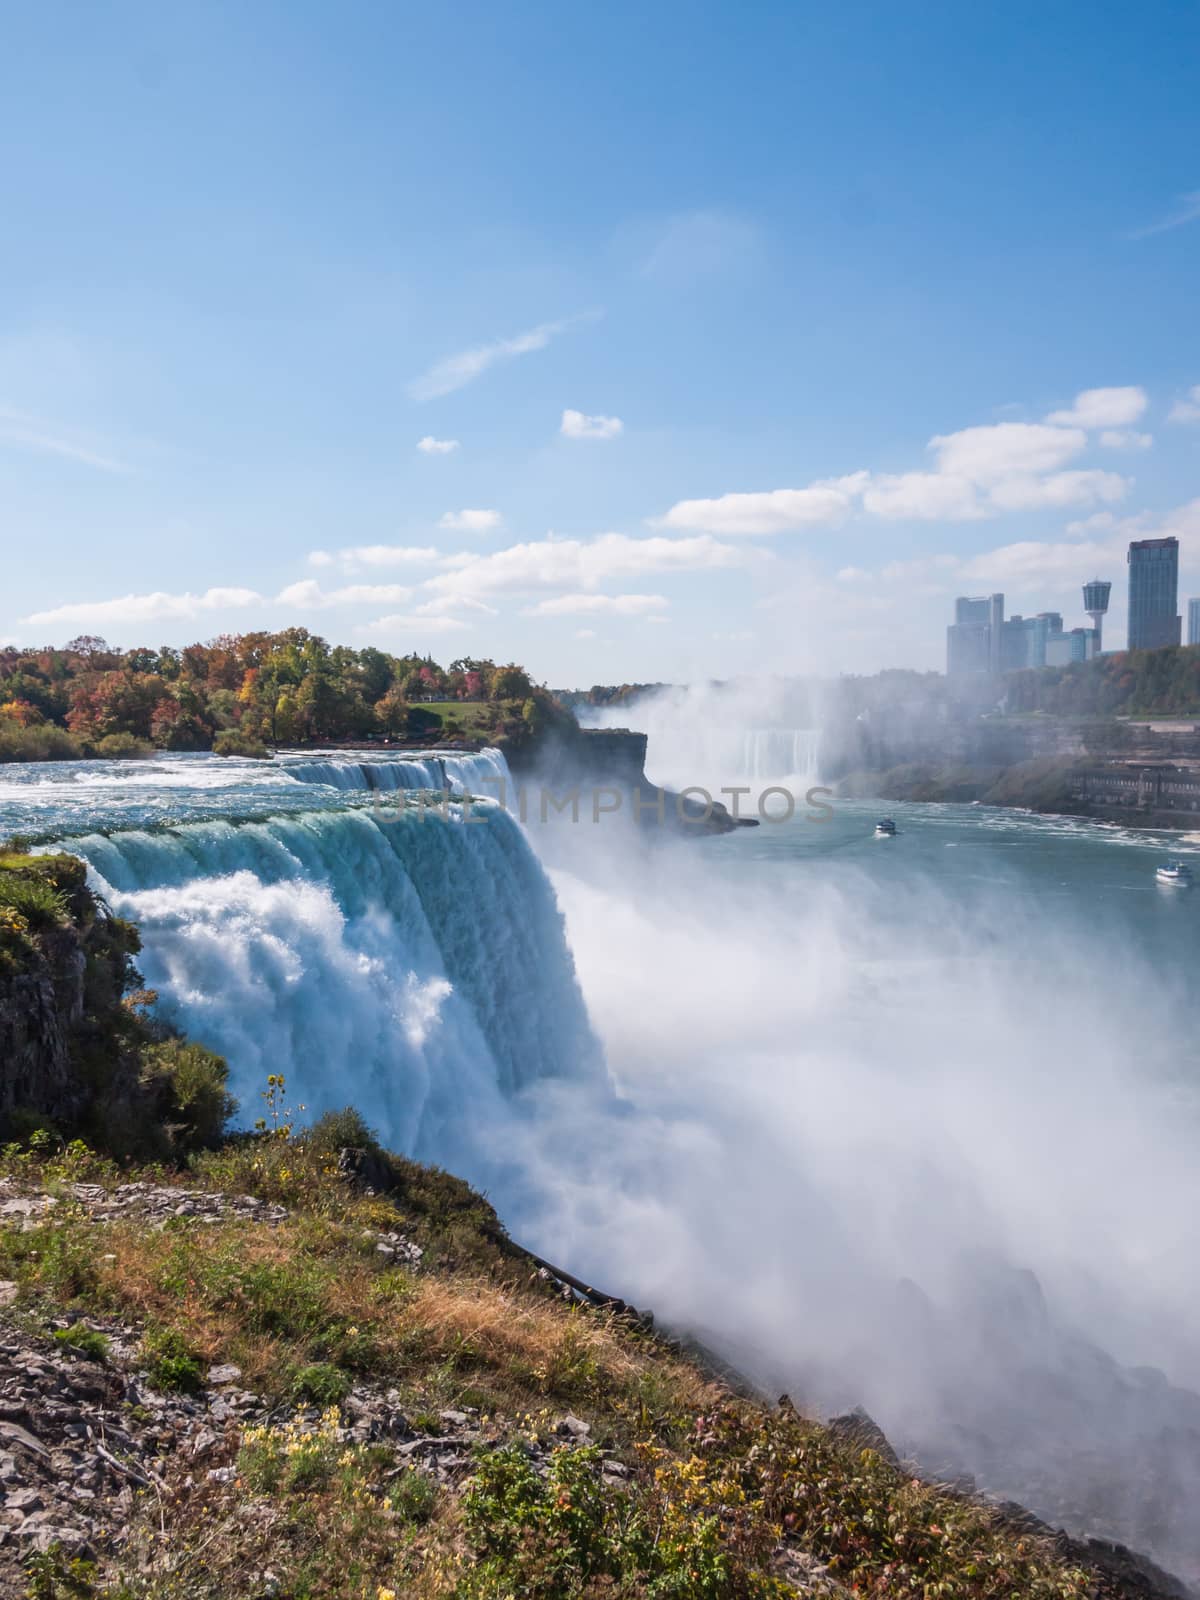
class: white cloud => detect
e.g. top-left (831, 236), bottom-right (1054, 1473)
top-left (308, 545), bottom-right (444, 570)
top-left (959, 535), bottom-right (1124, 585)
top-left (425, 532), bottom-right (750, 600)
top-left (660, 404), bottom-right (1142, 535)
top-left (1099, 429), bottom-right (1152, 450)
top-left (358, 613), bottom-right (471, 636)
top-left (1168, 386), bottom-right (1200, 425)
top-left (1129, 190), bottom-right (1200, 240)
top-left (411, 595), bottom-right (498, 617)
top-left (930, 421), bottom-right (1086, 481)
top-left (276, 581), bottom-right (414, 610)
top-left (439, 508), bottom-right (502, 533)
top-left (1065, 511), bottom-right (1117, 537)
top-left (524, 592), bottom-right (669, 617)
top-left (656, 476), bottom-right (867, 535)
top-left (416, 435), bottom-right (460, 455)
top-left (0, 408), bottom-right (130, 474)
top-left (861, 472), bottom-right (983, 521)
top-left (1045, 386), bottom-right (1148, 429)
top-left (24, 587), bottom-right (261, 627)
top-left (408, 315), bottom-right (591, 401)
top-left (575, 628), bottom-right (597, 639)
top-left (986, 469), bottom-right (1130, 512)
top-left (561, 408), bottom-right (623, 441)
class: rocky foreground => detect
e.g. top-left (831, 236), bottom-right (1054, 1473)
top-left (0, 1146), bottom-right (1190, 1600)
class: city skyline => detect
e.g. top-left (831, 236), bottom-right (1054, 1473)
top-left (947, 537), bottom-right (1196, 676)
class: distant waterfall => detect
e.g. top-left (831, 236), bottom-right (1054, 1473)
top-left (61, 801), bottom-right (603, 1170)
top-left (578, 706), bottom-right (820, 791)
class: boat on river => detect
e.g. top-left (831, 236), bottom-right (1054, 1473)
top-left (1155, 861), bottom-right (1192, 888)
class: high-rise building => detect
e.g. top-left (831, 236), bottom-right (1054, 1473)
top-left (1188, 598), bottom-right (1200, 647)
top-left (1000, 611), bottom-right (1064, 671)
top-left (947, 593), bottom-right (1004, 676)
top-left (1045, 627), bottom-right (1100, 667)
top-left (1127, 538), bottom-right (1181, 650)
top-left (1083, 579), bottom-right (1111, 651)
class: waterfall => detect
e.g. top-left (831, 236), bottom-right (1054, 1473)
top-left (278, 748), bottom-right (511, 795)
top-left (578, 705), bottom-right (820, 791)
top-left (61, 800), bottom-right (603, 1173)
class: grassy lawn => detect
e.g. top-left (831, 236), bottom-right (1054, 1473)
top-left (408, 700), bottom-right (521, 739)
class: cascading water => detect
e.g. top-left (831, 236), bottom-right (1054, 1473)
top-left (12, 747), bottom-right (602, 1187)
top-left (277, 748), bottom-right (511, 795)
top-left (577, 700), bottom-right (820, 791)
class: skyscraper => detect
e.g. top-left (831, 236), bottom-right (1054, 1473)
top-left (1127, 538), bottom-right (1181, 650)
top-left (946, 593), bottom-right (1004, 676)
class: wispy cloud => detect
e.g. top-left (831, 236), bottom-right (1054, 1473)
top-left (424, 532), bottom-right (752, 600)
top-left (439, 508), bottom-right (502, 533)
top-left (308, 546), bottom-right (443, 570)
top-left (276, 581), bottom-right (415, 610)
top-left (1045, 386), bottom-right (1147, 428)
top-left (524, 592), bottom-right (668, 617)
top-left (1168, 386), bottom-right (1200, 425)
top-left (408, 313), bottom-right (597, 401)
top-left (1128, 190), bottom-right (1200, 240)
top-left (638, 210), bottom-right (763, 279)
top-left (24, 587), bottom-right (261, 627)
top-left (358, 613), bottom-right (471, 636)
top-left (657, 395), bottom-right (1142, 533)
top-left (561, 409), bottom-right (623, 441)
top-left (0, 408), bottom-right (130, 474)
top-left (655, 477), bottom-right (868, 535)
top-left (416, 435), bottom-right (460, 455)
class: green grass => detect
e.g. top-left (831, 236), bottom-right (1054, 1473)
top-left (408, 700), bottom-right (506, 739)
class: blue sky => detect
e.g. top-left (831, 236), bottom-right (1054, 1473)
top-left (3, 0), bottom-right (1199, 683)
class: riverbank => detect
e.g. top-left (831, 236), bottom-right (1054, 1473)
top-left (835, 755), bottom-right (1200, 830)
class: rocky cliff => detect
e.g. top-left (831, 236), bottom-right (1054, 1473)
top-left (0, 852), bottom-right (230, 1158)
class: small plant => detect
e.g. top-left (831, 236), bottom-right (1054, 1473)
top-left (238, 1407), bottom-right (345, 1494)
top-left (255, 1074), bottom-right (305, 1141)
top-left (141, 1325), bottom-right (204, 1393)
top-left (387, 1463), bottom-right (438, 1524)
top-left (292, 1362), bottom-right (352, 1405)
top-left (0, 872), bottom-right (67, 931)
top-left (51, 1324), bottom-right (110, 1363)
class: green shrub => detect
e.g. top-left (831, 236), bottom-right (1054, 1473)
top-left (139, 1038), bottom-right (236, 1152)
top-left (52, 1324), bottom-right (110, 1363)
top-left (141, 1326), bottom-right (204, 1393)
top-left (0, 872), bottom-right (67, 931)
top-left (92, 732), bottom-right (155, 759)
top-left (0, 723), bottom-right (83, 763)
top-left (305, 1106), bottom-right (378, 1155)
top-left (291, 1361), bottom-right (352, 1405)
top-left (212, 729), bottom-right (269, 758)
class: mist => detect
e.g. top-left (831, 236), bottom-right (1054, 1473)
top-left (498, 689), bottom-right (1200, 1582)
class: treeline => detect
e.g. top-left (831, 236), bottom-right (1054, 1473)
top-left (1005, 644), bottom-right (1200, 718)
top-left (556, 681), bottom-right (667, 709)
top-left (0, 631), bottom-right (559, 762)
